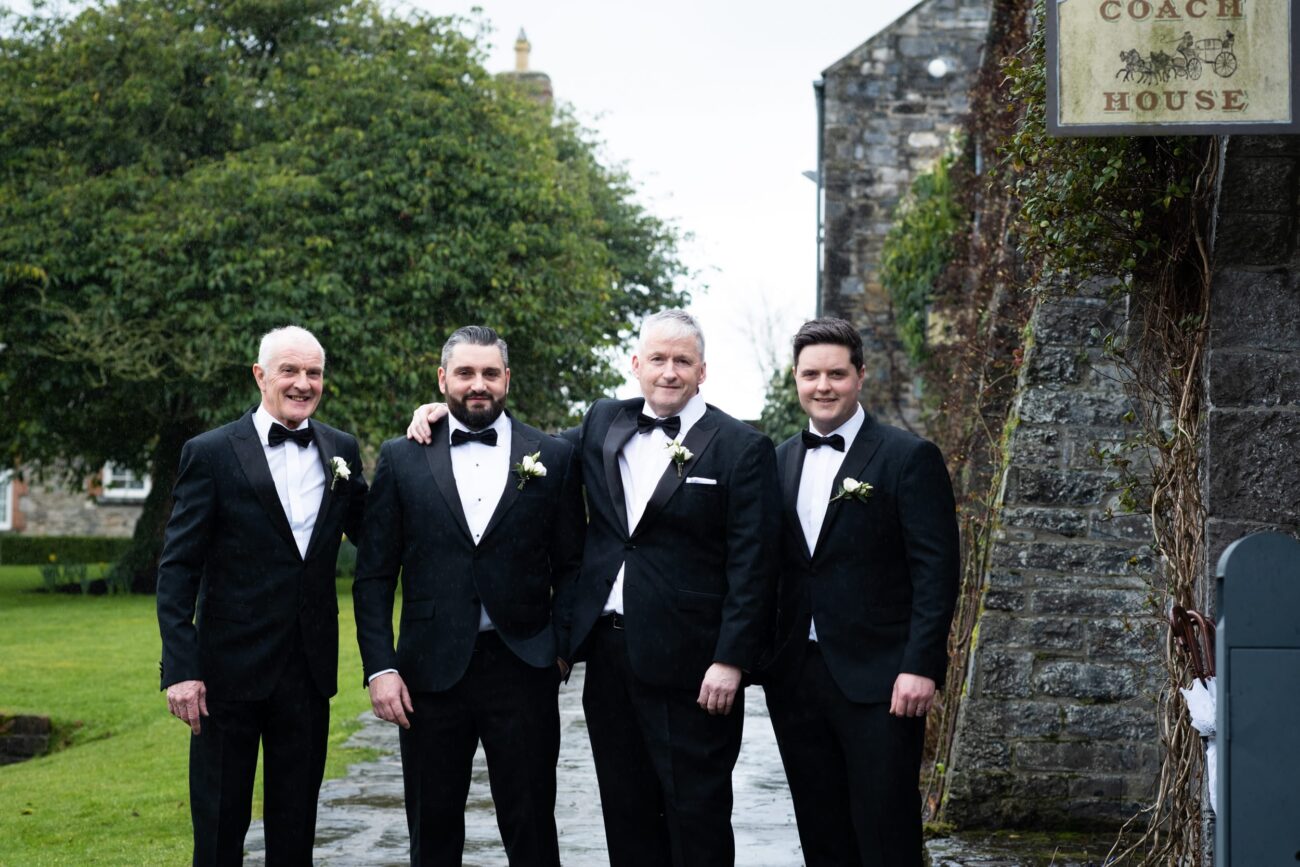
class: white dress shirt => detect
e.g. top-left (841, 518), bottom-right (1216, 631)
top-left (253, 404), bottom-right (324, 560)
top-left (603, 393), bottom-right (708, 615)
top-left (367, 411), bottom-right (513, 685)
top-left (448, 412), bottom-right (512, 631)
top-left (796, 404), bottom-right (865, 641)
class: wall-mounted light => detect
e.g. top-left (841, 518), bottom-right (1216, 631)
top-left (927, 57), bottom-right (951, 79)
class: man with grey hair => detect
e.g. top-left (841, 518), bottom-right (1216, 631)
top-left (558, 309), bottom-right (780, 866)
top-left (408, 309), bottom-right (781, 866)
top-left (157, 324), bottom-right (368, 866)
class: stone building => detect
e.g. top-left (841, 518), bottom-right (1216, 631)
top-left (0, 465), bottom-right (146, 540)
top-left (816, 0), bottom-right (990, 428)
top-left (498, 29), bottom-right (553, 106)
top-left (944, 285), bottom-right (1163, 828)
top-left (821, 0), bottom-right (1300, 838)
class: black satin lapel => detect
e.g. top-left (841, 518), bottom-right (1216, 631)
top-left (601, 408), bottom-right (639, 535)
top-left (783, 441), bottom-right (807, 521)
top-left (783, 443), bottom-right (814, 561)
top-left (424, 429), bottom-right (474, 543)
top-left (480, 424), bottom-right (538, 543)
top-left (228, 421), bottom-right (297, 553)
top-left (303, 426), bottom-right (338, 562)
top-left (632, 414), bottom-right (719, 537)
top-left (813, 420), bottom-right (885, 555)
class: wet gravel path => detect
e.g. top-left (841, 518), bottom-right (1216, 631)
top-left (244, 665), bottom-right (1111, 866)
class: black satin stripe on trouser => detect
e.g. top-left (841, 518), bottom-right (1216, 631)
top-left (188, 635), bottom-right (329, 867)
top-left (765, 642), bottom-right (926, 867)
top-left (582, 620), bottom-right (745, 867)
top-left (399, 630), bottom-right (561, 867)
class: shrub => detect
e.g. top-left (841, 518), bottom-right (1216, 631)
top-left (0, 535), bottom-right (132, 566)
top-left (336, 538), bottom-right (358, 579)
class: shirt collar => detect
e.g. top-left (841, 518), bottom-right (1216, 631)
top-left (808, 403), bottom-right (865, 452)
top-left (447, 409), bottom-right (510, 442)
top-left (645, 392), bottom-right (707, 440)
top-left (254, 404), bottom-right (311, 447)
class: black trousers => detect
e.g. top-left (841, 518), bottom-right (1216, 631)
top-left (582, 618), bottom-right (745, 867)
top-left (399, 630), bottom-right (561, 867)
top-left (764, 643), bottom-right (925, 867)
top-left (188, 644), bottom-right (329, 867)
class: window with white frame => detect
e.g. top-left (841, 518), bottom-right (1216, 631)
top-left (0, 470), bottom-right (13, 531)
top-left (101, 463), bottom-right (151, 502)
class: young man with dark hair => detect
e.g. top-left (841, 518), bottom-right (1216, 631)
top-left (763, 316), bottom-right (959, 866)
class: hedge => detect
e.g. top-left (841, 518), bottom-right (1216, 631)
top-left (0, 535), bottom-right (132, 565)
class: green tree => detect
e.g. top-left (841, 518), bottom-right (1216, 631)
top-left (0, 0), bottom-right (686, 591)
top-left (756, 365), bottom-right (805, 444)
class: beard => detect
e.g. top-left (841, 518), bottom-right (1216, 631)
top-left (447, 390), bottom-right (506, 430)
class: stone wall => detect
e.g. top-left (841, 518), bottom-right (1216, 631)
top-left (0, 715), bottom-right (51, 765)
top-left (944, 283), bottom-right (1162, 828)
top-left (818, 0), bottom-right (989, 428)
top-left (1204, 135), bottom-right (1300, 591)
top-left (10, 474), bottom-right (141, 538)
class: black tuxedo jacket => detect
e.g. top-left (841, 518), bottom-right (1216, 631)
top-left (157, 411), bottom-right (368, 701)
top-left (766, 414), bottom-right (960, 704)
top-left (560, 398), bottom-right (781, 690)
top-left (352, 415), bottom-right (584, 693)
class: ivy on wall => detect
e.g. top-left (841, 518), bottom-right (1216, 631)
top-left (994, 3), bottom-right (1216, 863)
top-left (879, 147), bottom-right (968, 363)
top-left (916, 7), bottom-right (1214, 861)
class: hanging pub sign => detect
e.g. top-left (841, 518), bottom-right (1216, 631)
top-left (1048, 0), bottom-right (1300, 135)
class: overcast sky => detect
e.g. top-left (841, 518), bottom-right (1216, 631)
top-left (7, 0), bottom-right (925, 417)
top-left (405, 0), bottom-right (923, 417)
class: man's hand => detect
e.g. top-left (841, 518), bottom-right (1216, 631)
top-left (697, 663), bottom-right (742, 716)
top-left (368, 672), bottom-right (415, 729)
top-left (556, 657), bottom-right (571, 679)
top-left (406, 403), bottom-right (448, 444)
top-left (889, 673), bottom-right (936, 718)
top-left (166, 679), bottom-right (209, 735)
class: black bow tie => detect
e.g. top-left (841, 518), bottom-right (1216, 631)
top-left (451, 428), bottom-right (498, 447)
top-left (801, 430), bottom-right (845, 451)
top-left (268, 423), bottom-right (313, 448)
top-left (637, 414), bottom-right (681, 438)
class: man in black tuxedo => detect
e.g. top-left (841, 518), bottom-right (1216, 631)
top-left (157, 325), bottom-right (368, 866)
top-left (406, 311), bottom-right (781, 866)
top-left (763, 317), bottom-right (959, 866)
top-left (561, 310), bottom-right (780, 867)
top-left (354, 325), bottom-right (584, 867)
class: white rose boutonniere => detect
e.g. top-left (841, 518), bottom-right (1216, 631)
top-left (830, 476), bottom-right (873, 503)
top-left (329, 456), bottom-right (351, 491)
top-left (666, 439), bottom-right (693, 478)
top-left (513, 451), bottom-right (547, 490)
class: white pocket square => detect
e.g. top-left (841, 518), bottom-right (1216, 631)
top-left (685, 476), bottom-right (718, 485)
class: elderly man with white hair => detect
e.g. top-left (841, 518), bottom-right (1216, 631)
top-left (157, 324), bottom-right (368, 866)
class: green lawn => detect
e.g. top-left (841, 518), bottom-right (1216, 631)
top-left (0, 566), bottom-right (378, 865)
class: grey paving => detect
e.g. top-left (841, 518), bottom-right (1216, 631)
top-left (244, 665), bottom-right (1112, 866)
top-left (244, 665), bottom-right (800, 866)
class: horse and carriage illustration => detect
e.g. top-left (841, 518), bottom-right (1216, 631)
top-left (1116, 30), bottom-right (1237, 85)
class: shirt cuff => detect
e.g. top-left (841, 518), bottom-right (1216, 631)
top-left (367, 668), bottom-right (398, 685)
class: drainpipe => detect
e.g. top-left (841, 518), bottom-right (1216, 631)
top-left (814, 78), bottom-right (826, 318)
